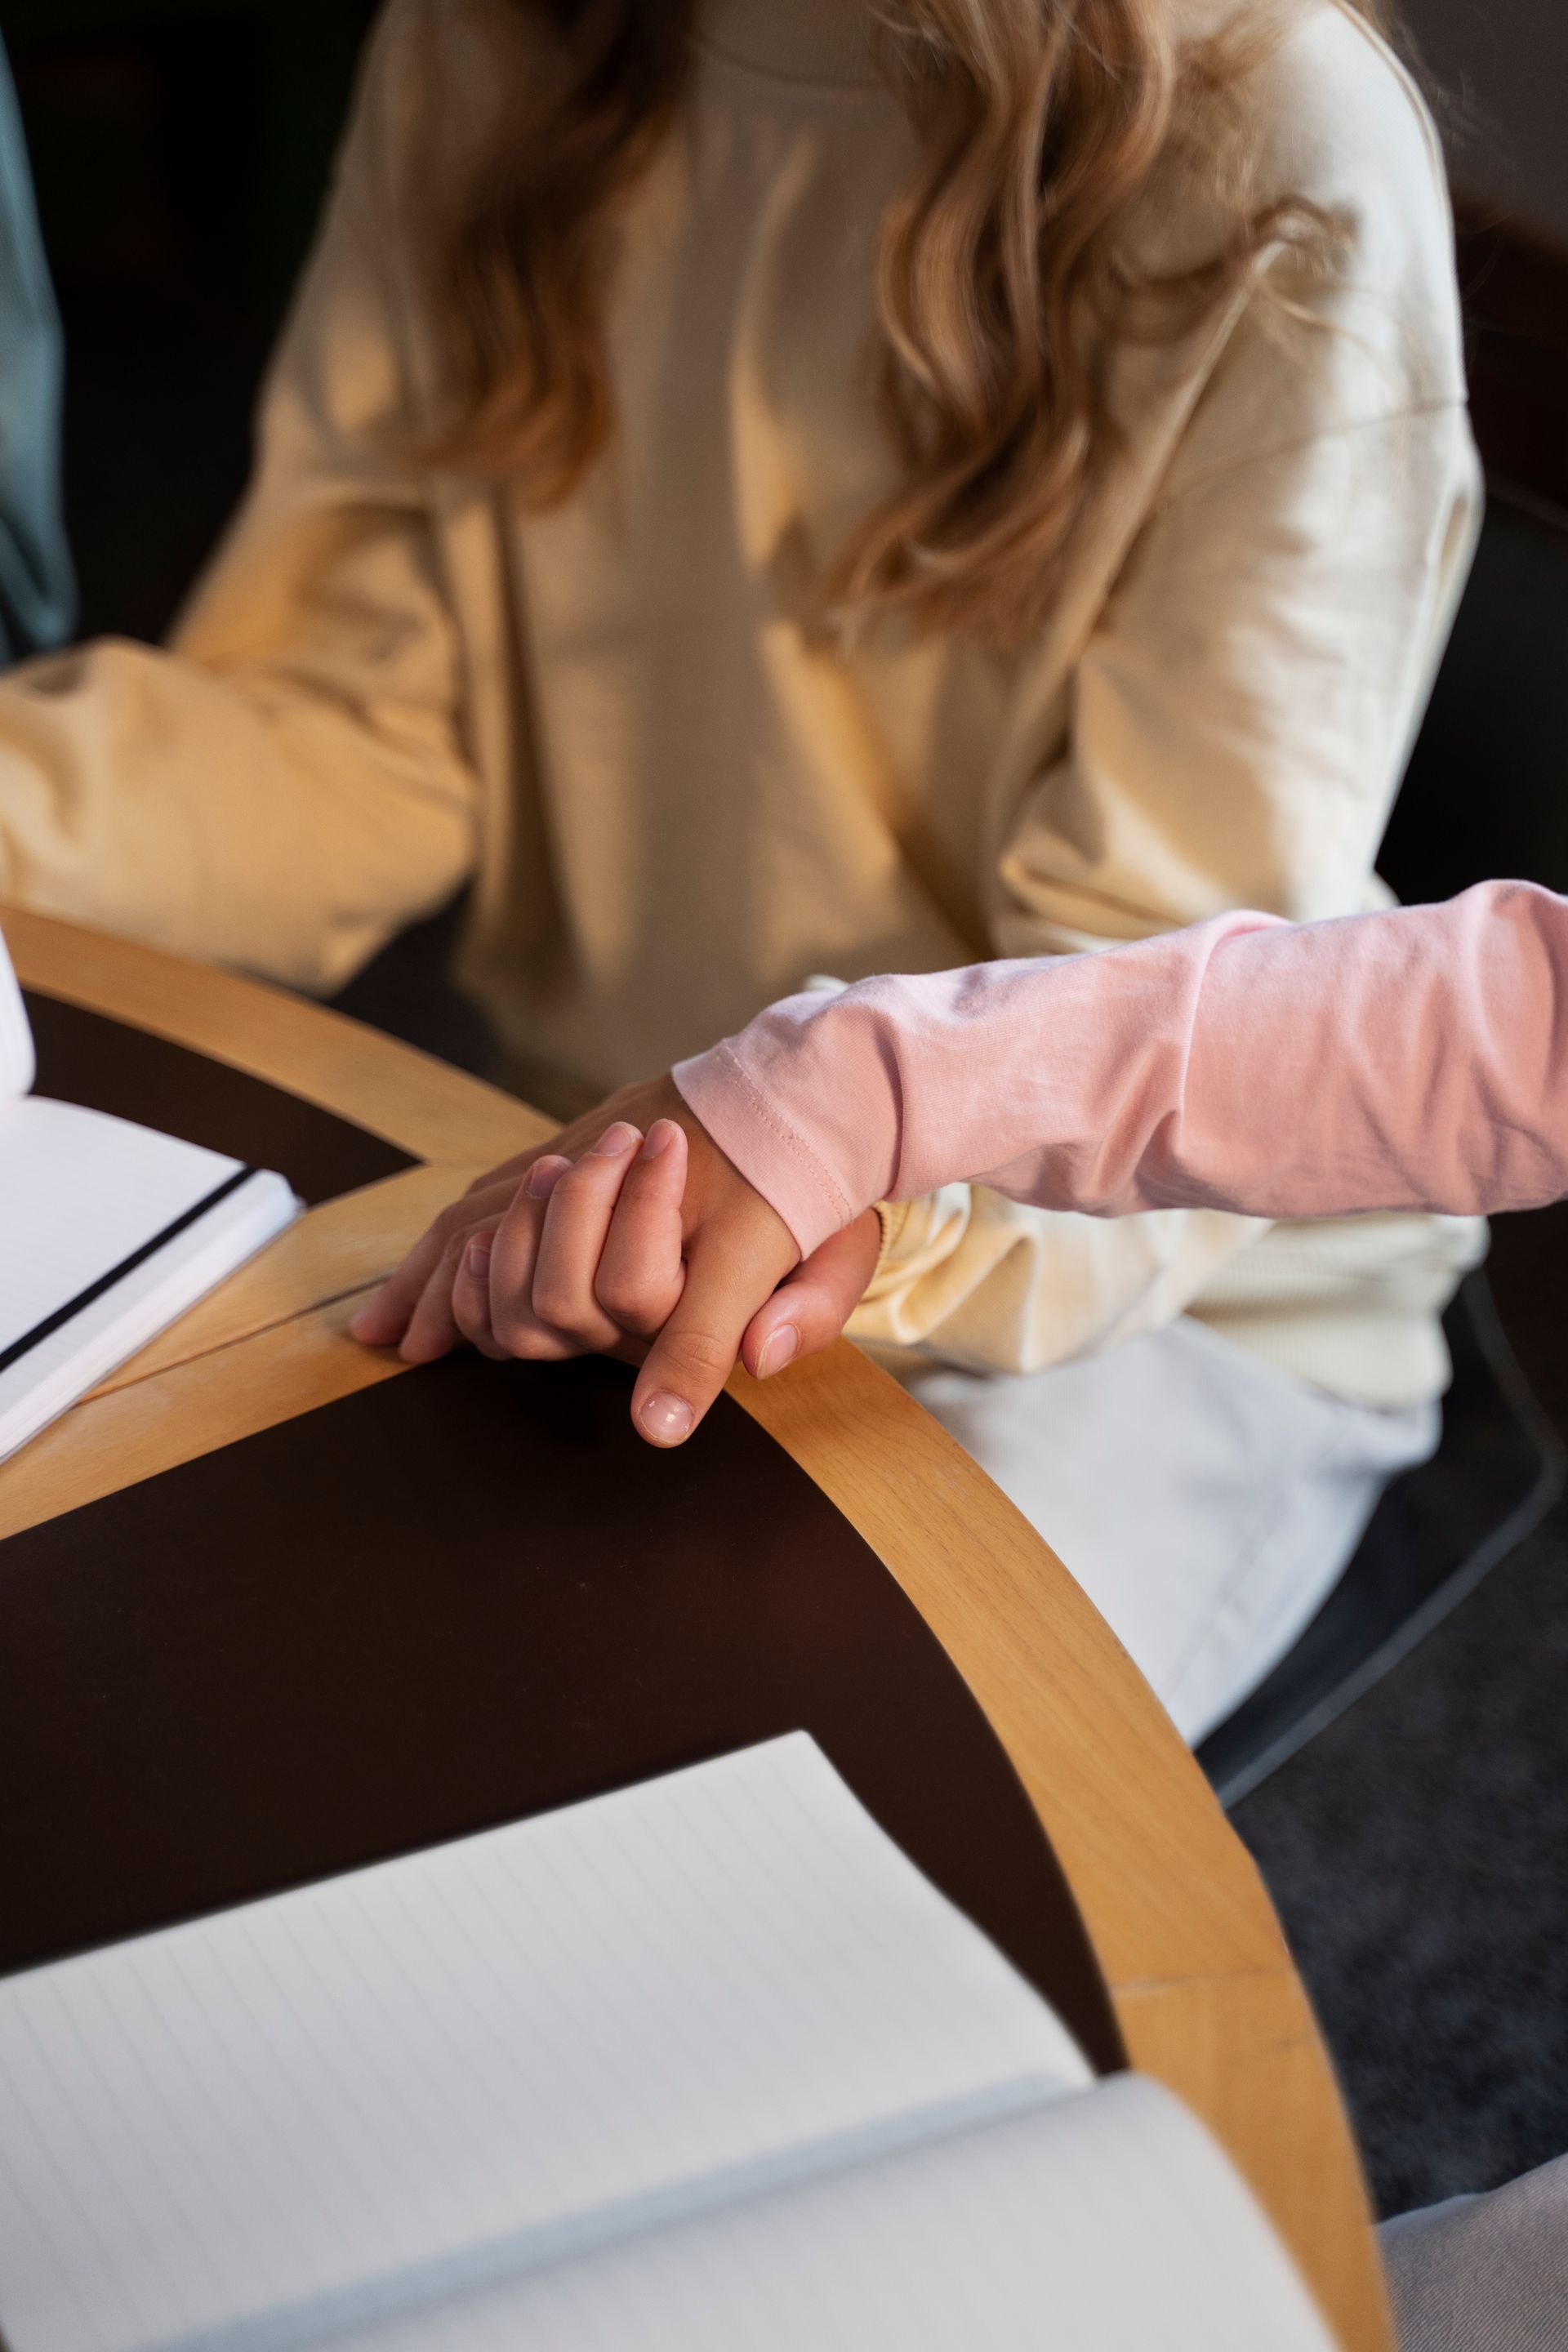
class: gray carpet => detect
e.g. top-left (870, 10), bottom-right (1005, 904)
top-left (1236, 1204), bottom-right (1568, 2219)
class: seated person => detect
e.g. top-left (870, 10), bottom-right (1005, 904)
top-left (0, 0), bottom-right (1480, 1743)
top-left (0, 32), bottom-right (74, 664)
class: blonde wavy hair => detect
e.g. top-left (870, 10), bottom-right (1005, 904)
top-left (430, 0), bottom-right (1400, 642)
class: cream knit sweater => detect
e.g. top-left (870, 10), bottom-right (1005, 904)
top-left (0, 0), bottom-right (1484, 1403)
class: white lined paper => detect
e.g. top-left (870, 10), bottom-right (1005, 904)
top-left (0, 912), bottom-right (301, 1463)
top-left (0, 1098), bottom-right (251, 1358)
top-left (0, 1115), bottom-right (296, 1464)
top-left (0, 1737), bottom-right (1091, 2352)
top-left (318, 2078), bottom-right (1338, 2352)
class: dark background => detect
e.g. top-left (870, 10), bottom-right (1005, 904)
top-left (7, 0), bottom-right (378, 644)
top-left (1405, 0), bottom-right (1568, 239)
top-left (8, 0), bottom-right (1568, 2218)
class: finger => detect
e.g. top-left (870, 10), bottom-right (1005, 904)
top-left (451, 1223), bottom-right (509, 1360)
top-left (457, 1075), bottom-right (674, 1205)
top-left (398, 1180), bottom-right (548, 1365)
top-left (630, 1258), bottom-right (752, 1446)
top-left (399, 1227), bottom-right (483, 1363)
top-left (350, 1181), bottom-right (520, 1349)
top-left (740, 1209), bottom-right (882, 1380)
top-left (348, 1218), bottom-right (455, 1348)
top-left (453, 1119), bottom-right (598, 1201)
top-left (487, 1156), bottom-right (581, 1361)
top-left (530, 1122), bottom-right (646, 1346)
top-left (628, 1208), bottom-right (795, 1447)
top-left (592, 1120), bottom-right (689, 1339)
top-left (460, 1145), bottom-right (549, 1198)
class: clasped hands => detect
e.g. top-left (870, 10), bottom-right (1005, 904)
top-left (349, 1075), bottom-right (881, 1446)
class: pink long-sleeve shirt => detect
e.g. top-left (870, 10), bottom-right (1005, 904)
top-left (673, 881), bottom-right (1568, 1258)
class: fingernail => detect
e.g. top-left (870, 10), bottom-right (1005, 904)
top-left (589, 1121), bottom-right (641, 1158)
top-left (639, 1392), bottom-right (695, 1444)
top-left (348, 1306), bottom-right (381, 1342)
top-left (464, 1232), bottom-right (493, 1278)
top-left (756, 1323), bottom-right (800, 1379)
top-left (640, 1120), bottom-right (678, 1160)
top-left (526, 1156), bottom-right (568, 1198)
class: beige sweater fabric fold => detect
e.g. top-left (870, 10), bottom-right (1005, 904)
top-left (0, 0), bottom-right (1484, 1402)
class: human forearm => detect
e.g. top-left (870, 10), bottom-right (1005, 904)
top-left (675, 883), bottom-right (1568, 1254)
top-left (0, 635), bottom-right (477, 989)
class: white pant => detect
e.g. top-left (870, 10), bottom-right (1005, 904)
top-left (884, 1317), bottom-right (1439, 1744)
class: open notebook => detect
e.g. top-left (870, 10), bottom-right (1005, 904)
top-left (0, 921), bottom-right (298, 1462)
top-left (0, 1735), bottom-right (1337, 2352)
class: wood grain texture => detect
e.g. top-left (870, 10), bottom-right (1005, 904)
top-left (732, 1343), bottom-right (1279, 1984)
top-left (1, 911), bottom-right (1390, 2350)
top-left (4, 904), bottom-right (553, 1167)
top-left (0, 1294), bottom-right (403, 1545)
top-left (1118, 1973), bottom-right (1380, 2347)
top-left (82, 1165), bottom-right (488, 1396)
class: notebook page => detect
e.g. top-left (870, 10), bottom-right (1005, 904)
top-left (0, 1735), bottom-right (1091, 2352)
top-left (0, 1162), bottom-right (298, 1463)
top-left (0, 918), bottom-right (34, 1100)
top-left (0, 1097), bottom-right (249, 1352)
top-left (318, 2077), bottom-right (1339, 2352)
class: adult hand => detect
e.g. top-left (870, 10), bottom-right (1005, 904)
top-left (349, 1075), bottom-right (881, 1445)
top-left (349, 1074), bottom-right (691, 1365)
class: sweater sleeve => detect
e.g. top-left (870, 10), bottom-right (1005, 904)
top-left (675, 882), bottom-right (1568, 1250)
top-left (0, 0), bottom-right (479, 992)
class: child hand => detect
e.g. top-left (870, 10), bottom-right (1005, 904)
top-left (350, 1077), bottom-right (880, 1446)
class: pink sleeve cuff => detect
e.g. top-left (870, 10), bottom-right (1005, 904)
top-left (674, 1021), bottom-right (890, 1260)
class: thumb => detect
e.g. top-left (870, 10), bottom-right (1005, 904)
top-left (741, 1209), bottom-right (882, 1381)
top-left (629, 1234), bottom-right (786, 1447)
